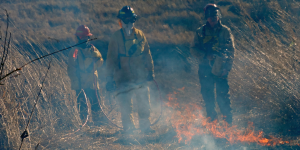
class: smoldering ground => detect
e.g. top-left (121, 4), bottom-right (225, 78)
top-left (1, 0), bottom-right (300, 150)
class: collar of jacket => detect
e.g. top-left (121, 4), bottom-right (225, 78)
top-left (205, 20), bottom-right (222, 32)
top-left (121, 27), bottom-right (137, 38)
top-left (77, 40), bottom-right (92, 49)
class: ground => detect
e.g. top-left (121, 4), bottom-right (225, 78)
top-left (1, 0), bottom-right (300, 149)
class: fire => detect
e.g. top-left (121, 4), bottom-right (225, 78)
top-left (165, 88), bottom-right (293, 146)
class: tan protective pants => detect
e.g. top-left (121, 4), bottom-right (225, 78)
top-left (116, 85), bottom-right (151, 132)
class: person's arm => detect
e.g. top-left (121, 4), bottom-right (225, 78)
top-left (90, 46), bottom-right (103, 69)
top-left (106, 37), bottom-right (119, 80)
top-left (67, 49), bottom-right (80, 88)
top-left (141, 34), bottom-right (154, 78)
top-left (190, 28), bottom-right (206, 61)
top-left (223, 28), bottom-right (235, 71)
top-left (105, 36), bottom-right (119, 91)
top-left (218, 27), bottom-right (235, 77)
top-left (77, 45), bottom-right (103, 71)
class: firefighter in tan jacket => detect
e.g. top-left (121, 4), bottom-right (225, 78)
top-left (190, 4), bottom-right (235, 125)
top-left (67, 25), bottom-right (104, 126)
top-left (106, 6), bottom-right (155, 134)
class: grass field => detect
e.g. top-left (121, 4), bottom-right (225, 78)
top-left (1, 0), bottom-right (300, 149)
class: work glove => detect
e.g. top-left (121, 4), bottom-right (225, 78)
top-left (221, 69), bottom-right (229, 77)
top-left (146, 72), bottom-right (154, 81)
top-left (90, 45), bottom-right (102, 57)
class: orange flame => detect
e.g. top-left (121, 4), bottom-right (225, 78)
top-left (165, 88), bottom-right (294, 146)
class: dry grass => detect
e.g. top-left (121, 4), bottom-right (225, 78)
top-left (1, 0), bottom-right (300, 149)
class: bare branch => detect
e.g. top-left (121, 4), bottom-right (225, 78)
top-left (19, 61), bottom-right (52, 150)
top-left (0, 9), bottom-right (9, 79)
top-left (0, 38), bottom-right (97, 82)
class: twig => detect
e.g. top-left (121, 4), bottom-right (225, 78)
top-left (1, 32), bottom-right (11, 74)
top-left (0, 9), bottom-right (10, 79)
top-left (73, 89), bottom-right (90, 133)
top-left (48, 37), bottom-right (59, 43)
top-left (36, 89), bottom-right (90, 149)
top-left (35, 143), bottom-right (40, 150)
top-left (19, 61), bottom-right (52, 150)
top-left (9, 73), bottom-right (20, 79)
top-left (18, 38), bottom-right (97, 69)
top-left (0, 38), bottom-right (97, 82)
top-left (0, 26), bottom-right (2, 40)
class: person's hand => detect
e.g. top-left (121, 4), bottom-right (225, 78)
top-left (91, 49), bottom-right (101, 58)
top-left (106, 81), bottom-right (116, 92)
top-left (221, 69), bottom-right (229, 77)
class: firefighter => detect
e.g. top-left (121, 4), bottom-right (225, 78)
top-left (67, 25), bottom-right (105, 126)
top-left (106, 6), bottom-right (155, 134)
top-left (190, 4), bottom-right (235, 125)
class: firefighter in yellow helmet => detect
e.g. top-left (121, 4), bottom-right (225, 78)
top-left (106, 6), bottom-right (155, 134)
top-left (190, 4), bottom-right (235, 125)
top-left (67, 25), bottom-right (105, 126)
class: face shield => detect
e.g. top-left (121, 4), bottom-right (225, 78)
top-left (205, 8), bottom-right (222, 20)
top-left (121, 19), bottom-right (135, 36)
top-left (205, 8), bottom-right (221, 27)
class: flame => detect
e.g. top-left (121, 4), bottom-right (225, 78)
top-left (178, 87), bottom-right (185, 91)
top-left (165, 88), bottom-right (294, 146)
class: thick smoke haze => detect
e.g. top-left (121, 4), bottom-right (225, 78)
top-left (1, 0), bottom-right (300, 150)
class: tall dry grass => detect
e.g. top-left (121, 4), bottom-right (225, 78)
top-left (0, 0), bottom-right (300, 149)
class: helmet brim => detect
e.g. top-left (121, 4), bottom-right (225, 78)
top-left (74, 33), bottom-right (92, 36)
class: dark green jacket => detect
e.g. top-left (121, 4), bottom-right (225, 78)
top-left (190, 21), bottom-right (235, 76)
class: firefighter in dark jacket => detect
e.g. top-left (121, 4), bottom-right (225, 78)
top-left (67, 25), bottom-right (104, 126)
top-left (106, 6), bottom-right (155, 134)
top-left (190, 4), bottom-right (235, 125)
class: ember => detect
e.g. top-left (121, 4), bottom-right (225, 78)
top-left (165, 89), bottom-right (293, 146)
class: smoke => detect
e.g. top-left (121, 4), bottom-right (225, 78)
top-left (2, 0), bottom-right (300, 149)
top-left (200, 135), bottom-right (219, 150)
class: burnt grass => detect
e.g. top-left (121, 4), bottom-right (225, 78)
top-left (1, 0), bottom-right (300, 149)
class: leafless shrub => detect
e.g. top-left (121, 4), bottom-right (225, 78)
top-left (1, 0), bottom-right (300, 149)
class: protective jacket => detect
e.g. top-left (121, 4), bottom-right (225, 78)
top-left (190, 21), bottom-right (235, 76)
top-left (106, 28), bottom-right (154, 87)
top-left (67, 43), bottom-right (103, 90)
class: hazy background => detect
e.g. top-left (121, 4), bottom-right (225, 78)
top-left (1, 0), bottom-right (300, 149)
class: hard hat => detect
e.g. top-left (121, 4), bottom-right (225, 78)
top-left (75, 25), bottom-right (93, 39)
top-left (117, 6), bottom-right (137, 24)
top-left (204, 3), bottom-right (222, 19)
